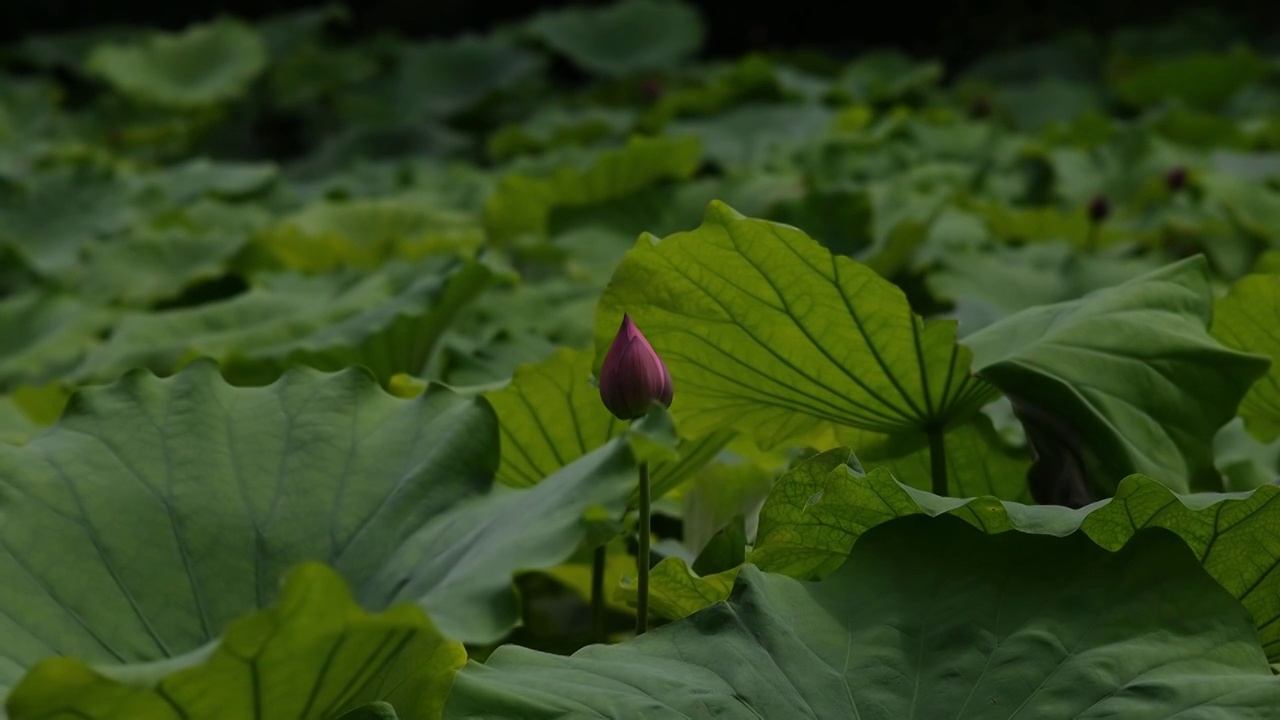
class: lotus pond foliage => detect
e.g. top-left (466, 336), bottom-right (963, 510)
top-left (2, 1), bottom-right (1280, 717)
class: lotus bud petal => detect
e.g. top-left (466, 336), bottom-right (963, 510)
top-left (599, 314), bottom-right (673, 420)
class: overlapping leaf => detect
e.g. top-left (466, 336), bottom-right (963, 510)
top-left (0, 293), bottom-right (116, 391)
top-left (6, 565), bottom-right (465, 720)
top-left (594, 201), bottom-right (998, 450)
top-left (0, 360), bottom-right (656, 704)
top-left (966, 257), bottom-right (1270, 493)
top-left (447, 515), bottom-right (1280, 718)
top-left (71, 258), bottom-right (491, 386)
top-left (484, 136), bottom-right (702, 245)
top-left (641, 448), bottom-right (1280, 661)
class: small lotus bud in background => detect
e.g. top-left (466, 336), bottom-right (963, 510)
top-left (641, 77), bottom-right (663, 102)
top-left (1166, 166), bottom-right (1188, 192)
top-left (969, 95), bottom-right (992, 119)
top-left (599, 314), bottom-right (673, 420)
top-left (1087, 195), bottom-right (1110, 223)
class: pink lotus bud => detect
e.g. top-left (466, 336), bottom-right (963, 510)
top-left (599, 314), bottom-right (673, 420)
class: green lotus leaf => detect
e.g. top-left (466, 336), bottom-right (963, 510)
top-left (1112, 47), bottom-right (1271, 110)
top-left (446, 515), bottom-right (1280, 718)
top-left (1202, 174), bottom-right (1280, 245)
top-left (0, 292), bottom-right (117, 391)
top-left (395, 35), bottom-right (545, 120)
top-left (134, 158), bottom-right (278, 204)
top-left (485, 347), bottom-right (627, 488)
top-left (966, 257), bottom-right (1270, 493)
top-left (260, 200), bottom-right (484, 274)
top-left (594, 201), bottom-right (998, 451)
top-left (669, 103), bottom-right (833, 170)
top-left (524, 0), bottom-right (703, 78)
top-left (435, 278), bottom-right (601, 387)
top-left (484, 135), bottom-right (702, 245)
top-left (0, 397), bottom-right (41, 446)
top-left (74, 229), bottom-right (250, 307)
top-left (853, 414), bottom-right (1033, 501)
top-left (483, 347), bottom-right (731, 504)
top-left (71, 257), bottom-right (491, 387)
top-left (0, 358), bottom-right (656, 703)
top-left (640, 448), bottom-right (1280, 656)
top-left (616, 556), bottom-right (738, 621)
top-left (1213, 274), bottom-right (1280, 442)
top-left (927, 242), bottom-right (1165, 336)
top-left (86, 19), bottom-right (268, 108)
top-left (0, 168), bottom-right (134, 277)
top-left (6, 564), bottom-right (465, 720)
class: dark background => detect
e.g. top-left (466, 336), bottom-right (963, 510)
top-left (3, 0), bottom-right (1280, 67)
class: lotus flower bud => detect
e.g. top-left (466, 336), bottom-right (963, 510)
top-left (1166, 166), bottom-right (1188, 192)
top-left (1087, 195), bottom-right (1110, 223)
top-left (599, 314), bottom-right (673, 420)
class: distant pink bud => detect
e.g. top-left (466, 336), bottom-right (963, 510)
top-left (599, 314), bottom-right (673, 420)
top-left (1087, 195), bottom-right (1110, 223)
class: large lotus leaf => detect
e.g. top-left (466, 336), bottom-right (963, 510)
top-left (86, 19), bottom-right (268, 108)
top-left (133, 158), bottom-right (278, 204)
top-left (524, 0), bottom-right (703, 78)
top-left (669, 448), bottom-right (1280, 659)
top-left (928, 242), bottom-right (1165, 336)
top-left (749, 449), bottom-right (1065, 581)
top-left (999, 79), bottom-right (1104, 131)
top-left (0, 359), bottom-right (657, 701)
top-left (6, 564), bottom-right (465, 720)
top-left (669, 103), bottom-right (833, 170)
top-left (435, 278), bottom-right (601, 387)
top-left (260, 200), bottom-right (483, 274)
top-left (1213, 274), bottom-right (1280, 442)
top-left (71, 258), bottom-right (491, 386)
top-left (832, 51), bottom-right (942, 104)
top-left (484, 136), bottom-right (702, 244)
top-left (73, 229), bottom-right (250, 307)
top-left (965, 257), bottom-right (1269, 493)
top-left (487, 107), bottom-right (636, 161)
top-left (0, 362), bottom-right (494, 697)
top-left (1111, 47), bottom-right (1271, 110)
top-left (354, 413), bottom-right (661, 641)
top-left (396, 35), bottom-right (545, 120)
top-left (594, 201), bottom-right (998, 451)
top-left (0, 293), bottom-right (116, 391)
top-left (446, 515), bottom-right (1280, 718)
top-left (0, 168), bottom-right (134, 276)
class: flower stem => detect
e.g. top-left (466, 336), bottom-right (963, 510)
top-left (591, 544), bottom-right (606, 643)
top-left (636, 459), bottom-right (651, 635)
top-left (929, 425), bottom-right (948, 497)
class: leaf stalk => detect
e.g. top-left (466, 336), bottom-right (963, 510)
top-left (637, 459), bottom-right (651, 635)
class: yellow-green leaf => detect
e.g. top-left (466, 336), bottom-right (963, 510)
top-left (6, 564), bottom-right (466, 720)
top-left (1213, 273), bottom-right (1280, 442)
